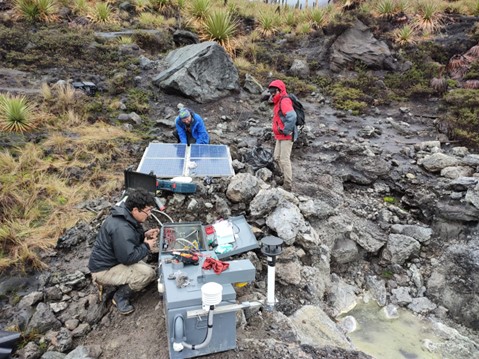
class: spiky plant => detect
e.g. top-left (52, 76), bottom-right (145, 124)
top-left (375, 0), bottom-right (395, 18)
top-left (413, 0), bottom-right (442, 34)
top-left (201, 10), bottom-right (237, 52)
top-left (36, 0), bottom-right (58, 20)
top-left (117, 35), bottom-right (133, 44)
top-left (394, 24), bottom-right (415, 46)
top-left (0, 94), bottom-right (34, 133)
top-left (14, 0), bottom-right (39, 22)
top-left (150, 0), bottom-right (170, 9)
top-left (296, 21), bottom-right (312, 36)
top-left (133, 0), bottom-right (151, 12)
top-left (189, 0), bottom-right (210, 20)
top-left (309, 8), bottom-right (326, 27)
top-left (88, 2), bottom-right (113, 23)
top-left (72, 0), bottom-right (88, 15)
top-left (14, 0), bottom-right (58, 22)
top-left (257, 12), bottom-right (279, 37)
top-left (285, 11), bottom-right (299, 27)
top-left (395, 0), bottom-right (410, 14)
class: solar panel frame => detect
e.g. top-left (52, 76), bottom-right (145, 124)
top-left (137, 143), bottom-right (234, 178)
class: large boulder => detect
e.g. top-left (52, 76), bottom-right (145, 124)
top-left (152, 41), bottom-right (239, 103)
top-left (330, 19), bottom-right (396, 72)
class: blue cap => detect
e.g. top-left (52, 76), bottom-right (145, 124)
top-left (179, 109), bottom-right (190, 119)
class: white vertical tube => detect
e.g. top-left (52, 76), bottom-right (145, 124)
top-left (267, 256), bottom-right (276, 307)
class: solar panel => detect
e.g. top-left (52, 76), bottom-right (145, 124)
top-left (188, 144), bottom-right (234, 177)
top-left (137, 143), bottom-right (234, 178)
top-left (139, 158), bottom-right (185, 177)
top-left (190, 144), bottom-right (229, 158)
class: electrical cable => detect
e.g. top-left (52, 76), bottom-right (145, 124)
top-left (150, 213), bottom-right (163, 227)
top-left (184, 229), bottom-right (198, 239)
top-left (152, 209), bottom-right (174, 223)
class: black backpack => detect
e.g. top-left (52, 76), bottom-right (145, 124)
top-left (280, 94), bottom-right (305, 129)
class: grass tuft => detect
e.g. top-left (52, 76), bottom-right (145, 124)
top-left (201, 10), bottom-right (237, 53)
top-left (0, 94), bottom-right (34, 133)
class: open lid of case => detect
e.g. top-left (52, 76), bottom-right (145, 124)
top-left (124, 170), bottom-right (157, 194)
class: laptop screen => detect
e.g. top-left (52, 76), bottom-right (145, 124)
top-left (124, 170), bottom-right (157, 193)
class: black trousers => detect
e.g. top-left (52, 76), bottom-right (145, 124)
top-left (172, 130), bottom-right (196, 145)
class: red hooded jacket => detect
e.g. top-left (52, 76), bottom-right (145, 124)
top-left (268, 79), bottom-right (297, 141)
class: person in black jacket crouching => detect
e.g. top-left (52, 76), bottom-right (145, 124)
top-left (88, 188), bottom-right (159, 315)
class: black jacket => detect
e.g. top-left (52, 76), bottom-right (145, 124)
top-left (88, 204), bottom-right (150, 273)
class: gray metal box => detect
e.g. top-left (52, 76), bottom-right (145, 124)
top-left (161, 253), bottom-right (237, 358)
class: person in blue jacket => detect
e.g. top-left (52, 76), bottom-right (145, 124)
top-left (173, 108), bottom-right (210, 145)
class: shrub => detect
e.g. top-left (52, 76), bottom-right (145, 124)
top-left (189, 0), bottom-right (210, 20)
top-left (88, 2), bottom-right (114, 23)
top-left (393, 25), bottom-right (416, 46)
top-left (14, 0), bottom-right (58, 22)
top-left (0, 94), bottom-right (34, 133)
top-left (201, 10), bottom-right (237, 52)
top-left (257, 12), bottom-right (279, 37)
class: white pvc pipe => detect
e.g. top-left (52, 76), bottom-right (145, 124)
top-left (267, 257), bottom-right (276, 307)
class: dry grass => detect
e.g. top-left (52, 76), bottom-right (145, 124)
top-left (0, 117), bottom-right (140, 271)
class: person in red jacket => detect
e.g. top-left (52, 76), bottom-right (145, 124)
top-left (268, 79), bottom-right (298, 191)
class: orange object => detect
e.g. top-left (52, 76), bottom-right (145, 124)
top-left (202, 257), bottom-right (229, 274)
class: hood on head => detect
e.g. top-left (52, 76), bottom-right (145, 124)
top-left (268, 79), bottom-right (287, 95)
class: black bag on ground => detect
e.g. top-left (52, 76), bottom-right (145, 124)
top-left (242, 146), bottom-right (274, 172)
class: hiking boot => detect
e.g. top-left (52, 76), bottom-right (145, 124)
top-left (281, 183), bottom-right (293, 192)
top-left (112, 285), bottom-right (135, 315)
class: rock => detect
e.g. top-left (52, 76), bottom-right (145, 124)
top-left (382, 234), bottom-right (420, 265)
top-left (447, 176), bottom-right (479, 191)
top-left (28, 302), bottom-right (62, 334)
top-left (16, 341), bottom-right (42, 359)
top-left (365, 276), bottom-right (386, 307)
top-left (226, 173), bottom-right (259, 203)
top-left (153, 42), bottom-right (239, 103)
top-left (19, 291), bottom-right (44, 308)
top-left (390, 287), bottom-right (412, 305)
top-left (332, 238), bottom-right (358, 264)
top-left (243, 73), bottom-right (263, 94)
top-left (327, 274), bottom-right (358, 317)
top-left (389, 224), bottom-right (432, 243)
top-left (421, 153), bottom-right (461, 172)
top-left (172, 29), bottom-right (199, 46)
top-left (289, 59), bottom-right (310, 78)
top-left (330, 20), bottom-right (396, 72)
top-left (40, 351), bottom-right (66, 359)
top-left (407, 297), bottom-right (437, 313)
top-left (440, 165), bottom-right (474, 179)
top-left (290, 305), bottom-right (353, 349)
top-left (266, 201), bottom-right (305, 245)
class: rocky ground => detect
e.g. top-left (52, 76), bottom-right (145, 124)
top-left (1, 4), bottom-right (479, 359)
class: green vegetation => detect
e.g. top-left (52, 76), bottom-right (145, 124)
top-left (443, 89), bottom-right (479, 146)
top-left (201, 10), bottom-right (237, 52)
top-left (383, 196), bottom-right (396, 203)
top-left (14, 0), bottom-right (58, 22)
top-left (0, 94), bottom-right (34, 132)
